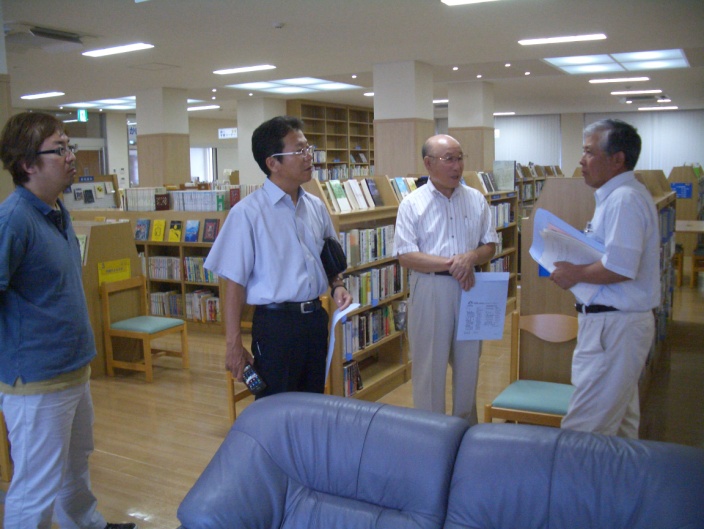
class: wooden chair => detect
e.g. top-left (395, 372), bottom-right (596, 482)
top-left (1, 409), bottom-right (12, 482)
top-left (484, 311), bottom-right (578, 427)
top-left (690, 249), bottom-right (704, 288)
top-left (101, 275), bottom-right (189, 382)
top-left (226, 372), bottom-right (252, 423)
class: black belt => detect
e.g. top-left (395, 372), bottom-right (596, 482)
top-left (575, 303), bottom-right (618, 314)
top-left (432, 271), bottom-right (452, 276)
top-left (258, 299), bottom-right (322, 314)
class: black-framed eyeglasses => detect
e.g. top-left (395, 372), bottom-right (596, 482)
top-left (270, 145), bottom-right (315, 158)
top-left (427, 154), bottom-right (468, 165)
top-left (36, 145), bottom-right (78, 158)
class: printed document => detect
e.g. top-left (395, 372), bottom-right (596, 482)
top-left (457, 272), bottom-right (509, 341)
top-left (529, 208), bottom-right (605, 304)
top-left (326, 303), bottom-right (361, 382)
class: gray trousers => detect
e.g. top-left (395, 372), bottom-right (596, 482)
top-left (408, 272), bottom-right (481, 425)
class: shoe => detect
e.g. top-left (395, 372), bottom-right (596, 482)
top-left (105, 524), bottom-right (137, 529)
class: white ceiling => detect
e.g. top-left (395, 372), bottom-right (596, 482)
top-left (3, 0), bottom-right (704, 122)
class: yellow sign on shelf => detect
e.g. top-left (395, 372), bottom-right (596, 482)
top-left (97, 258), bottom-right (131, 286)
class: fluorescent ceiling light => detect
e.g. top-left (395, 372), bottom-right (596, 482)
top-left (494, 112), bottom-right (515, 116)
top-left (433, 99), bottom-right (449, 104)
top-left (228, 77), bottom-right (361, 95)
top-left (364, 92), bottom-right (374, 97)
top-left (213, 64), bottom-right (276, 75)
top-left (610, 89), bottom-right (662, 95)
top-left (638, 106), bottom-right (678, 111)
top-left (62, 102), bottom-right (100, 108)
top-left (545, 49), bottom-right (688, 75)
top-left (187, 105), bottom-right (220, 112)
top-left (589, 77), bottom-right (649, 84)
top-left (83, 42), bottom-right (154, 57)
top-left (441, 0), bottom-right (499, 5)
top-left (519, 33), bottom-right (606, 46)
top-left (21, 91), bottom-right (65, 100)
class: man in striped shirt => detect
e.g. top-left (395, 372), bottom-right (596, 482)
top-left (394, 134), bottom-right (498, 424)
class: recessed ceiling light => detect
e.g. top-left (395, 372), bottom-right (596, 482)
top-left (505, 63), bottom-right (511, 67)
top-left (638, 106), bottom-right (678, 111)
top-left (82, 43), bottom-right (153, 57)
top-left (228, 77), bottom-right (361, 94)
top-left (519, 33), bottom-right (606, 46)
top-left (441, 0), bottom-right (499, 5)
top-left (212, 88), bottom-right (217, 92)
top-left (352, 74), bottom-right (357, 79)
top-left (453, 66), bottom-right (459, 71)
top-left (525, 72), bottom-right (531, 76)
top-left (589, 77), bottom-right (650, 84)
top-left (188, 105), bottom-right (220, 112)
top-left (546, 49), bottom-right (688, 75)
top-left (213, 64), bottom-right (276, 75)
top-left (477, 74), bottom-right (482, 78)
top-left (21, 91), bottom-right (65, 100)
top-left (610, 89), bottom-right (662, 95)
top-left (494, 112), bottom-right (515, 116)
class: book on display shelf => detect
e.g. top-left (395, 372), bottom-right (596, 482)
top-left (168, 220), bottom-right (183, 242)
top-left (134, 218), bottom-right (150, 241)
top-left (364, 178), bottom-right (384, 207)
top-left (328, 180), bottom-right (352, 213)
top-left (202, 218), bottom-right (220, 243)
top-left (184, 220), bottom-right (200, 242)
top-left (151, 219), bottom-right (166, 241)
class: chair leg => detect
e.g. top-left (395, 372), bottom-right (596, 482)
top-left (484, 404), bottom-right (493, 424)
top-left (180, 328), bottom-right (190, 370)
top-left (104, 334), bottom-right (115, 377)
top-left (227, 372), bottom-right (236, 424)
top-left (0, 410), bottom-right (12, 482)
top-left (143, 339), bottom-right (154, 383)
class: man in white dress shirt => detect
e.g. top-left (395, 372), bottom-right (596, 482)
top-left (394, 134), bottom-right (498, 424)
top-left (205, 116), bottom-right (352, 397)
top-left (551, 119), bottom-right (659, 438)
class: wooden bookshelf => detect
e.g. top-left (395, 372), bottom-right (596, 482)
top-left (668, 165), bottom-right (704, 263)
top-left (463, 171), bottom-right (519, 313)
top-left (519, 176), bottom-right (676, 399)
top-left (287, 100), bottom-right (374, 181)
top-left (303, 175), bottom-right (409, 400)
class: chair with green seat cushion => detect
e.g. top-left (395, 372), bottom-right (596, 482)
top-left (101, 275), bottom-right (189, 382)
top-left (484, 311), bottom-right (578, 427)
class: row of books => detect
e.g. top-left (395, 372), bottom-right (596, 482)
top-left (341, 304), bottom-right (397, 361)
top-left (340, 225), bottom-right (395, 267)
top-left (488, 255), bottom-right (511, 273)
top-left (185, 289), bottom-right (221, 323)
top-left (342, 262), bottom-right (404, 307)
top-left (125, 187), bottom-right (168, 212)
top-left (321, 178), bottom-right (385, 213)
top-left (150, 290), bottom-right (183, 318)
top-left (148, 256), bottom-right (181, 281)
top-left (183, 256), bottom-right (219, 284)
top-left (476, 171), bottom-right (500, 194)
top-left (125, 183), bottom-right (262, 212)
top-left (170, 190), bottom-right (231, 211)
top-left (134, 218), bottom-right (220, 243)
top-left (342, 360), bottom-right (363, 397)
top-left (490, 202), bottom-right (513, 228)
top-left (388, 176), bottom-right (419, 203)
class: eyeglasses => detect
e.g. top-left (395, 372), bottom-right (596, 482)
top-left (36, 145), bottom-right (78, 158)
top-left (270, 145), bottom-right (315, 158)
top-left (427, 154), bottom-right (468, 165)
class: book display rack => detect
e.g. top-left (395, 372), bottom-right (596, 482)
top-left (287, 100), bottom-right (374, 181)
top-left (668, 164), bottom-right (704, 259)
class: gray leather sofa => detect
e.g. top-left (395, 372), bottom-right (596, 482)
top-left (178, 393), bottom-right (704, 529)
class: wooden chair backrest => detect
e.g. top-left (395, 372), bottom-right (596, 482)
top-left (100, 275), bottom-right (149, 326)
top-left (509, 311), bottom-right (579, 382)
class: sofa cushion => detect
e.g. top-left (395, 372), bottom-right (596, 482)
top-left (445, 423), bottom-right (704, 529)
top-left (177, 393), bottom-right (470, 529)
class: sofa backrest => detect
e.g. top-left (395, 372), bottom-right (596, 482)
top-left (177, 393), bottom-right (470, 529)
top-left (445, 423), bottom-right (704, 529)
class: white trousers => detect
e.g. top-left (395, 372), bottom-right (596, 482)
top-left (1, 382), bottom-right (106, 529)
top-left (408, 273), bottom-right (481, 425)
top-left (561, 310), bottom-right (654, 439)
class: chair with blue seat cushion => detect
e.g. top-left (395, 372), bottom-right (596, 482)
top-left (484, 311), bottom-right (578, 427)
top-left (100, 275), bottom-right (189, 382)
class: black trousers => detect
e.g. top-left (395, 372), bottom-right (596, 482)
top-left (251, 306), bottom-right (329, 399)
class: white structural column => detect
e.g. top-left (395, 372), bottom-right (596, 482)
top-left (373, 61), bottom-right (435, 177)
top-left (136, 88), bottom-right (190, 187)
top-left (447, 81), bottom-right (495, 172)
top-left (235, 97), bottom-right (286, 185)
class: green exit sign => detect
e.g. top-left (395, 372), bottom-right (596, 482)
top-left (77, 109), bottom-right (88, 122)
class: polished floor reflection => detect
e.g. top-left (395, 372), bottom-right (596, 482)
top-left (1, 284), bottom-right (702, 528)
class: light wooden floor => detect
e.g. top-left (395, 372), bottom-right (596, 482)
top-left (1, 283), bottom-right (703, 528)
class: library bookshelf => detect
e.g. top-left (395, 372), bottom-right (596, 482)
top-left (303, 175), bottom-right (410, 401)
top-left (668, 165), bottom-right (704, 261)
top-left (519, 174), bottom-right (676, 399)
top-left (463, 171), bottom-right (519, 314)
top-left (287, 99), bottom-right (374, 181)
top-left (70, 209), bottom-right (231, 334)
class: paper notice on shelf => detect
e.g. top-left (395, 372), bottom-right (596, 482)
top-left (529, 208), bottom-right (605, 304)
top-left (325, 303), bottom-right (361, 383)
top-left (457, 272), bottom-right (509, 341)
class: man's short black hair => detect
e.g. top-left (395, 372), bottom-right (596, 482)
top-left (251, 116), bottom-right (304, 177)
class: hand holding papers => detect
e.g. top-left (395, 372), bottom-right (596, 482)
top-left (457, 272), bottom-right (509, 341)
top-left (529, 208), bottom-right (605, 304)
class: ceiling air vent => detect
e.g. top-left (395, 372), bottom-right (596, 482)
top-left (4, 22), bottom-right (84, 52)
